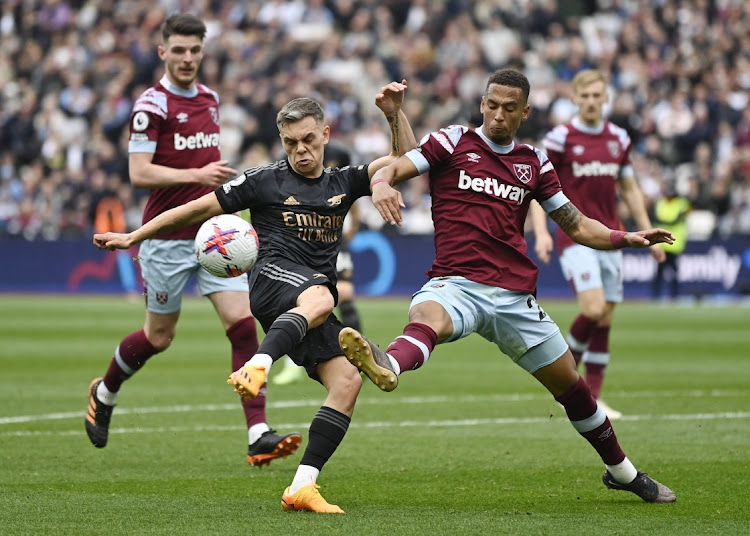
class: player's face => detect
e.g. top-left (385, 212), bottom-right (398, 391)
top-left (480, 84), bottom-right (530, 146)
top-left (280, 116), bottom-right (330, 178)
top-left (573, 80), bottom-right (607, 126)
top-left (159, 34), bottom-right (204, 90)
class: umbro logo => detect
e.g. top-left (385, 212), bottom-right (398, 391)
top-left (176, 112), bottom-right (189, 123)
top-left (327, 193), bottom-right (347, 206)
top-left (284, 196), bottom-right (300, 205)
top-left (467, 152), bottom-right (481, 163)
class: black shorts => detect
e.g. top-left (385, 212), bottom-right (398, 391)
top-left (249, 257), bottom-right (343, 383)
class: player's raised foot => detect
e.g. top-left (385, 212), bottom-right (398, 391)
top-left (281, 484), bottom-right (345, 514)
top-left (602, 471), bottom-right (676, 503)
top-left (85, 378), bottom-right (114, 448)
top-left (338, 327), bottom-right (398, 392)
top-left (271, 364), bottom-right (305, 386)
top-left (597, 399), bottom-right (623, 420)
top-left (248, 430), bottom-right (303, 467)
top-left (227, 364), bottom-right (267, 399)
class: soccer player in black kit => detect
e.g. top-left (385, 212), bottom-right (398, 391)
top-left (93, 80), bottom-right (416, 513)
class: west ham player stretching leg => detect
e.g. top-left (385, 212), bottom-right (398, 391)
top-left (530, 69), bottom-right (666, 419)
top-left (93, 81), bottom-right (417, 512)
top-left (85, 14), bottom-right (301, 466)
top-left (339, 69), bottom-right (676, 503)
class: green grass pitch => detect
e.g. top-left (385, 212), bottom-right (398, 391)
top-left (1, 295), bottom-right (748, 535)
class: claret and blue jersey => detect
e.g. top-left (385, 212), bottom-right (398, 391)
top-left (406, 124), bottom-right (567, 293)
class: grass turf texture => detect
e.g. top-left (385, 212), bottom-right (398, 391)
top-left (1, 295), bottom-right (748, 535)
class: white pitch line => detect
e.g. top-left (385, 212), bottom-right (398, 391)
top-left (0, 389), bottom-right (746, 426)
top-left (2, 411), bottom-right (750, 438)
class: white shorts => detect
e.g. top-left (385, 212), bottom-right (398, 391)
top-left (410, 277), bottom-right (568, 373)
top-left (138, 239), bottom-right (249, 314)
top-left (559, 244), bottom-right (623, 303)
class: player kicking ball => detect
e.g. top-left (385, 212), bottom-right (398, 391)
top-left (339, 68), bottom-right (676, 504)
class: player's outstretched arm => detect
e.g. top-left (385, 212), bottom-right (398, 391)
top-left (366, 79), bottom-right (420, 227)
top-left (368, 157), bottom-right (420, 227)
top-left (549, 201), bottom-right (675, 250)
top-left (375, 79), bottom-right (418, 158)
top-left (529, 200), bottom-right (553, 264)
top-left (93, 192), bottom-right (224, 250)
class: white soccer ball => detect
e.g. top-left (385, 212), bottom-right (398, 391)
top-left (195, 214), bottom-right (259, 278)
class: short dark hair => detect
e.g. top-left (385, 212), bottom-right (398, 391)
top-left (276, 98), bottom-right (325, 132)
top-left (162, 14), bottom-right (206, 42)
top-left (485, 69), bottom-right (530, 102)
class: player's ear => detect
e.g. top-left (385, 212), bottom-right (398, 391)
top-left (522, 104), bottom-right (531, 121)
top-left (157, 45), bottom-right (166, 60)
top-left (322, 125), bottom-right (331, 143)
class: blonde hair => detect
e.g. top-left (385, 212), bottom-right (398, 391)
top-left (571, 70), bottom-right (607, 93)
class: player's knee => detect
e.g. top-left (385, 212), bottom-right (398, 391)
top-left (337, 367), bottom-right (363, 401)
top-left (325, 364), bottom-right (362, 412)
top-left (146, 330), bottom-right (175, 351)
top-left (581, 304), bottom-right (606, 321)
top-left (298, 285), bottom-right (336, 327)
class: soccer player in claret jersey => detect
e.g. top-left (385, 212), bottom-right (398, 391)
top-left (84, 13), bottom-right (301, 467)
top-left (529, 69), bottom-right (666, 419)
top-left (339, 68), bottom-right (677, 504)
top-left (93, 80), bottom-right (417, 513)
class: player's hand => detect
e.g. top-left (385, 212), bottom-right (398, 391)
top-left (649, 243), bottom-right (667, 263)
top-left (375, 79), bottom-right (407, 116)
top-left (534, 232), bottom-right (553, 264)
top-left (625, 228), bottom-right (675, 248)
top-left (372, 182), bottom-right (405, 226)
top-left (93, 232), bottom-right (132, 250)
top-left (197, 160), bottom-right (239, 188)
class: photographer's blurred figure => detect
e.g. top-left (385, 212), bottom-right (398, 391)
top-left (651, 182), bottom-right (691, 301)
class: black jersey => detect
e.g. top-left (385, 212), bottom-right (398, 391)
top-left (215, 159), bottom-right (371, 282)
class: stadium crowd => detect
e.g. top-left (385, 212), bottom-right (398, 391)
top-left (1, 0), bottom-right (749, 240)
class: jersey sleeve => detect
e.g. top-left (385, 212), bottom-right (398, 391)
top-left (408, 125), bottom-right (468, 173)
top-left (216, 167), bottom-right (263, 213)
top-left (541, 124), bottom-right (567, 171)
top-left (533, 147), bottom-right (565, 206)
top-left (342, 163), bottom-right (372, 200)
top-left (608, 122), bottom-right (634, 179)
top-left (128, 88), bottom-right (168, 154)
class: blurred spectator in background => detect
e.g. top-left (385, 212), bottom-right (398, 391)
top-left (651, 182), bottom-right (692, 300)
top-left (0, 0), bottom-right (749, 241)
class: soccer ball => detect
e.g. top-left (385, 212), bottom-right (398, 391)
top-left (195, 214), bottom-right (259, 277)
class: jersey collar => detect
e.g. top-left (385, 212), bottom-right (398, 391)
top-left (572, 116), bottom-right (605, 134)
top-left (160, 75), bottom-right (199, 98)
top-left (476, 127), bottom-right (515, 154)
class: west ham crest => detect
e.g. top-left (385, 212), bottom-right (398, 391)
top-left (208, 106), bottom-right (219, 125)
top-left (156, 291), bottom-right (168, 305)
top-left (512, 163), bottom-right (532, 184)
top-left (607, 141), bottom-right (621, 158)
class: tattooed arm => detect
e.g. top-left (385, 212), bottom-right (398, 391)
top-left (548, 201), bottom-right (675, 250)
top-left (368, 79), bottom-right (417, 178)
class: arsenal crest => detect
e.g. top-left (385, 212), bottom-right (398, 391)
top-left (607, 141), bottom-right (621, 158)
top-left (512, 163), bottom-right (532, 184)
